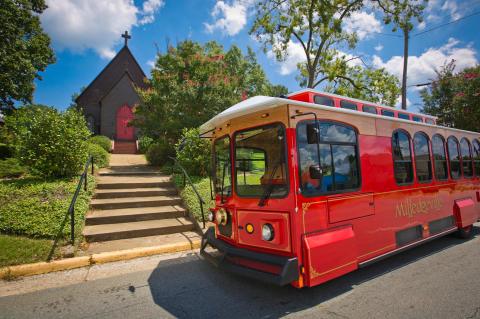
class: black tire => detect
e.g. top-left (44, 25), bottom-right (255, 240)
top-left (456, 225), bottom-right (474, 239)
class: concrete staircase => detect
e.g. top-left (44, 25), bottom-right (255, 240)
top-left (113, 141), bottom-right (137, 154)
top-left (83, 158), bottom-right (200, 254)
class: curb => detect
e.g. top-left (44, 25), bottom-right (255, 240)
top-left (0, 239), bottom-right (201, 280)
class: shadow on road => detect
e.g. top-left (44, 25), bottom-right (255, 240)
top-left (147, 227), bottom-right (478, 319)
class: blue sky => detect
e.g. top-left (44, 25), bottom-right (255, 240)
top-left (35, 0), bottom-right (480, 113)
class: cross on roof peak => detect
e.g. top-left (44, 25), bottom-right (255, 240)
top-left (121, 30), bottom-right (131, 46)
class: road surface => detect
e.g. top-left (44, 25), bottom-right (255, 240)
top-left (0, 225), bottom-right (479, 319)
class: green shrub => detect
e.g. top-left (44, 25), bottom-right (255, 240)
top-left (87, 143), bottom-right (110, 168)
top-left (4, 105), bottom-right (90, 177)
top-left (175, 128), bottom-right (211, 176)
top-left (0, 143), bottom-right (13, 159)
top-left (146, 139), bottom-right (175, 166)
top-left (0, 175), bottom-right (95, 239)
top-left (0, 158), bottom-right (27, 178)
top-left (88, 135), bottom-right (112, 152)
top-left (138, 136), bottom-right (154, 154)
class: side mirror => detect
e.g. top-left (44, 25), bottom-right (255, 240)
top-left (306, 123), bottom-right (319, 144)
top-left (309, 165), bottom-right (323, 179)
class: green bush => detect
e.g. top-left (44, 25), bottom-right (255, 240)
top-left (0, 175), bottom-right (95, 239)
top-left (138, 136), bottom-right (154, 154)
top-left (175, 128), bottom-right (211, 176)
top-left (87, 143), bottom-right (110, 168)
top-left (0, 143), bottom-right (13, 159)
top-left (88, 135), bottom-right (112, 152)
top-left (0, 158), bottom-right (27, 178)
top-left (4, 105), bottom-right (90, 177)
top-left (146, 139), bottom-right (175, 166)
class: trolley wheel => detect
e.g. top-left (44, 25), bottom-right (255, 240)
top-left (456, 225), bottom-right (474, 239)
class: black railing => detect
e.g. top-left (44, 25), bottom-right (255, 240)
top-left (169, 156), bottom-right (207, 229)
top-left (47, 156), bottom-right (94, 261)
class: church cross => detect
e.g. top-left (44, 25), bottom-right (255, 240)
top-left (121, 30), bottom-right (131, 46)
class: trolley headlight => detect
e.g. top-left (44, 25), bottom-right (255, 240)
top-left (215, 208), bottom-right (228, 226)
top-left (261, 223), bottom-right (274, 241)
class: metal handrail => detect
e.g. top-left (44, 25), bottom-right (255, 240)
top-left (169, 156), bottom-right (207, 229)
top-left (47, 156), bottom-right (94, 261)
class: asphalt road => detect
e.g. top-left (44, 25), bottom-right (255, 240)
top-left (0, 225), bottom-right (479, 319)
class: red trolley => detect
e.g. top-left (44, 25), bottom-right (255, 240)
top-left (200, 90), bottom-right (480, 288)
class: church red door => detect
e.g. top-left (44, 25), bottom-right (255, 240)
top-left (116, 105), bottom-right (134, 140)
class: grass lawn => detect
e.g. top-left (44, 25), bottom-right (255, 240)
top-left (0, 235), bottom-right (52, 267)
top-left (0, 174), bottom-right (95, 267)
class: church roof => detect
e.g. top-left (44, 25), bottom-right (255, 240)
top-left (76, 45), bottom-right (148, 106)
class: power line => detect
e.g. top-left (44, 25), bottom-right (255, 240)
top-left (413, 10), bottom-right (480, 37)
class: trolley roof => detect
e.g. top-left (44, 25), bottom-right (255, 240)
top-left (199, 95), bottom-right (478, 136)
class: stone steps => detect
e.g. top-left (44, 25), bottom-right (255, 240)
top-left (113, 141), bottom-right (137, 154)
top-left (83, 157), bottom-right (200, 251)
top-left (90, 196), bottom-right (183, 210)
top-left (94, 187), bottom-right (177, 199)
top-left (83, 218), bottom-right (195, 242)
top-left (86, 206), bottom-right (186, 225)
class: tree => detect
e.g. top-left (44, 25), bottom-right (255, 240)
top-left (420, 62), bottom-right (480, 131)
top-left (0, 0), bottom-right (55, 109)
top-left (133, 40), bottom-right (286, 158)
top-left (325, 65), bottom-right (401, 106)
top-left (373, 0), bottom-right (427, 110)
top-left (4, 105), bottom-right (90, 177)
top-left (250, 0), bottom-right (363, 89)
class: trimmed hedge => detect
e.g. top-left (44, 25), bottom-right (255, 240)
top-left (0, 175), bottom-right (95, 239)
top-left (0, 158), bottom-right (27, 178)
top-left (146, 140), bottom-right (175, 166)
top-left (89, 135), bottom-right (112, 152)
top-left (0, 143), bottom-right (13, 159)
top-left (87, 143), bottom-right (110, 168)
top-left (138, 136), bottom-right (154, 154)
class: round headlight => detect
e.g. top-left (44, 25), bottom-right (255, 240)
top-left (215, 208), bottom-right (228, 226)
top-left (262, 223), bottom-right (274, 241)
top-left (208, 211), bottom-right (214, 222)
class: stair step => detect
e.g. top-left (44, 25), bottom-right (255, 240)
top-left (94, 188), bottom-right (177, 199)
top-left (97, 176), bottom-right (172, 189)
top-left (85, 231), bottom-right (201, 254)
top-left (86, 205), bottom-right (186, 225)
top-left (83, 218), bottom-right (195, 242)
top-left (99, 171), bottom-right (164, 176)
top-left (91, 196), bottom-right (182, 210)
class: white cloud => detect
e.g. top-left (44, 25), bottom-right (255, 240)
top-left (417, 21), bottom-right (426, 30)
top-left (41, 0), bottom-right (163, 59)
top-left (442, 0), bottom-right (461, 20)
top-left (372, 38), bottom-right (478, 89)
top-left (395, 96), bottom-right (412, 108)
top-left (204, 0), bottom-right (254, 36)
top-left (139, 0), bottom-right (165, 25)
top-left (146, 60), bottom-right (155, 69)
top-left (375, 44), bottom-right (384, 52)
top-left (343, 11), bottom-right (382, 40)
top-left (267, 40), bottom-right (306, 75)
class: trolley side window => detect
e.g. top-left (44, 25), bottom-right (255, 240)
top-left (362, 105), bottom-right (377, 114)
top-left (413, 132), bottom-right (432, 183)
top-left (460, 138), bottom-right (473, 178)
top-left (412, 116), bottom-right (422, 122)
top-left (432, 134), bottom-right (448, 180)
top-left (392, 130), bottom-right (414, 184)
top-left (340, 100), bottom-right (357, 110)
top-left (447, 136), bottom-right (461, 179)
top-left (297, 121), bottom-right (360, 195)
top-left (314, 95), bottom-right (335, 107)
top-left (382, 109), bottom-right (395, 117)
top-left (473, 139), bottom-right (480, 177)
top-left (398, 113), bottom-right (410, 120)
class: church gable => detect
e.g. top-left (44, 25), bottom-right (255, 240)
top-left (76, 45), bottom-right (147, 107)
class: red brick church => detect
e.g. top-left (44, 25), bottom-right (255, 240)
top-left (76, 31), bottom-right (147, 154)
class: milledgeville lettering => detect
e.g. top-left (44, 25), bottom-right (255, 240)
top-left (395, 197), bottom-right (443, 218)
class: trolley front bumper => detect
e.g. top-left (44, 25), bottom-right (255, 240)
top-left (200, 227), bottom-right (298, 286)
